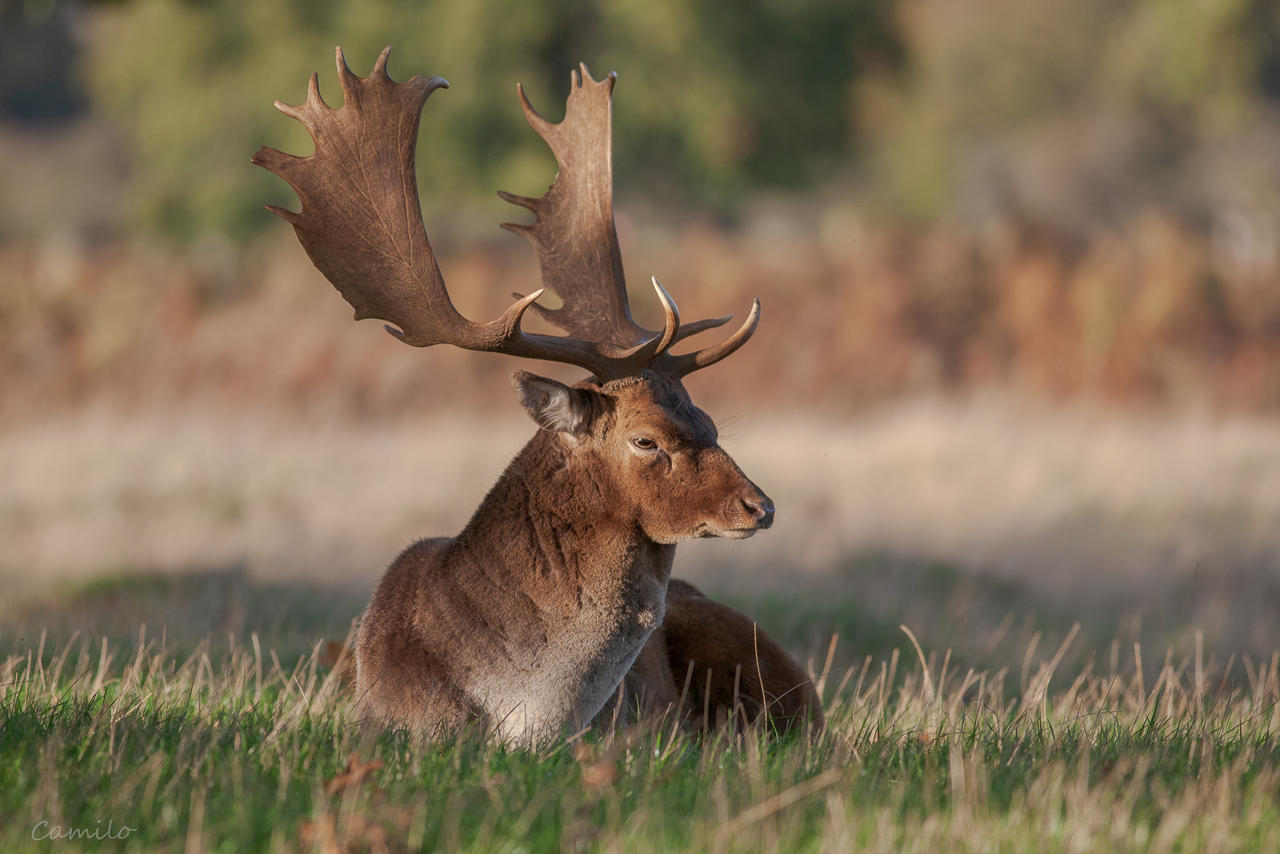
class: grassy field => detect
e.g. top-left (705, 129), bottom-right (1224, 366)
top-left (2, 570), bottom-right (1279, 852)
top-left (4, 403), bottom-right (1280, 850)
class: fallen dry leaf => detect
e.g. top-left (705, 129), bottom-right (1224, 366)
top-left (325, 754), bottom-right (386, 797)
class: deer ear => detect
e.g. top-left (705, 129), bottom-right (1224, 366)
top-left (511, 371), bottom-right (598, 436)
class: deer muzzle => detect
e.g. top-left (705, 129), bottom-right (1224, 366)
top-left (740, 489), bottom-right (775, 529)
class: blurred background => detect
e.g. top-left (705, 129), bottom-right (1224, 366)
top-left (3, 0), bottom-right (1280, 672)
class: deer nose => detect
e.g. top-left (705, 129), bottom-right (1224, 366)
top-left (741, 492), bottom-right (775, 528)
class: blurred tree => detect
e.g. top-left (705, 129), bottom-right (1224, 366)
top-left (858, 0), bottom-right (1280, 234)
top-left (0, 0), bottom-right (83, 120)
top-left (80, 0), bottom-right (896, 244)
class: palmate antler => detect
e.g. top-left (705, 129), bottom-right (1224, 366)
top-left (253, 47), bottom-right (758, 381)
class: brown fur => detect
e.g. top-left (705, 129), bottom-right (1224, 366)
top-left (598, 580), bottom-right (824, 735)
top-left (351, 371), bottom-right (821, 743)
top-left (658, 579), bottom-right (823, 734)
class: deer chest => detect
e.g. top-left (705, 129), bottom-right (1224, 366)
top-left (466, 573), bottom-right (668, 743)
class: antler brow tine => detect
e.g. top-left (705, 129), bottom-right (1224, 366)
top-left (653, 299), bottom-right (761, 377)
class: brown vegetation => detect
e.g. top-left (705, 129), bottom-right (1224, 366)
top-left (4, 210), bottom-right (1280, 420)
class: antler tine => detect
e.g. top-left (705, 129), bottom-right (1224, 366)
top-left (335, 46), bottom-right (360, 103)
top-left (589, 278), bottom-right (682, 375)
top-left (270, 72), bottom-right (328, 137)
top-left (672, 315), bottom-right (733, 345)
top-left (372, 45), bottom-right (393, 79)
top-left (386, 288), bottom-right (548, 343)
top-left (653, 299), bottom-right (761, 378)
top-left (497, 190), bottom-right (539, 213)
top-left (506, 279), bottom-right (681, 379)
top-left (648, 278), bottom-right (681, 354)
top-left (514, 82), bottom-right (555, 139)
top-left (306, 73), bottom-right (327, 110)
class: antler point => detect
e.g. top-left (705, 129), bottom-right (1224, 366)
top-left (650, 276), bottom-right (679, 313)
top-left (500, 221), bottom-right (534, 237)
top-left (305, 73), bottom-right (328, 110)
top-left (264, 204), bottom-right (300, 224)
top-left (515, 82), bottom-right (551, 132)
top-left (497, 189), bottom-right (540, 212)
top-left (335, 45), bottom-right (360, 95)
top-left (373, 45), bottom-right (392, 78)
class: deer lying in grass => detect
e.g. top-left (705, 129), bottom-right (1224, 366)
top-left (254, 47), bottom-right (822, 743)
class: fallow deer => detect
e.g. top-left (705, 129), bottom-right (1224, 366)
top-left (254, 47), bottom-right (822, 743)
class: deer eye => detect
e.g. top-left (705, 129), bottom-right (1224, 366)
top-left (630, 436), bottom-right (659, 451)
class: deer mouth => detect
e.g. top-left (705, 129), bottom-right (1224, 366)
top-left (697, 524), bottom-right (762, 540)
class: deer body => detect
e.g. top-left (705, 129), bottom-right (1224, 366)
top-left (357, 372), bottom-right (778, 740)
top-left (254, 47), bottom-right (823, 742)
top-left (356, 433), bottom-right (674, 740)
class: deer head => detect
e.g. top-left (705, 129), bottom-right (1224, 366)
top-left (512, 369), bottom-right (773, 543)
top-left (252, 47), bottom-right (771, 543)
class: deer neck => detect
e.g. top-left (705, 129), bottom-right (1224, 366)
top-left (452, 429), bottom-right (675, 608)
top-left (444, 430), bottom-right (673, 740)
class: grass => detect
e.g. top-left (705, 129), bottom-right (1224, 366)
top-left (4, 401), bottom-right (1280, 850)
top-left (3, 576), bottom-right (1279, 852)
